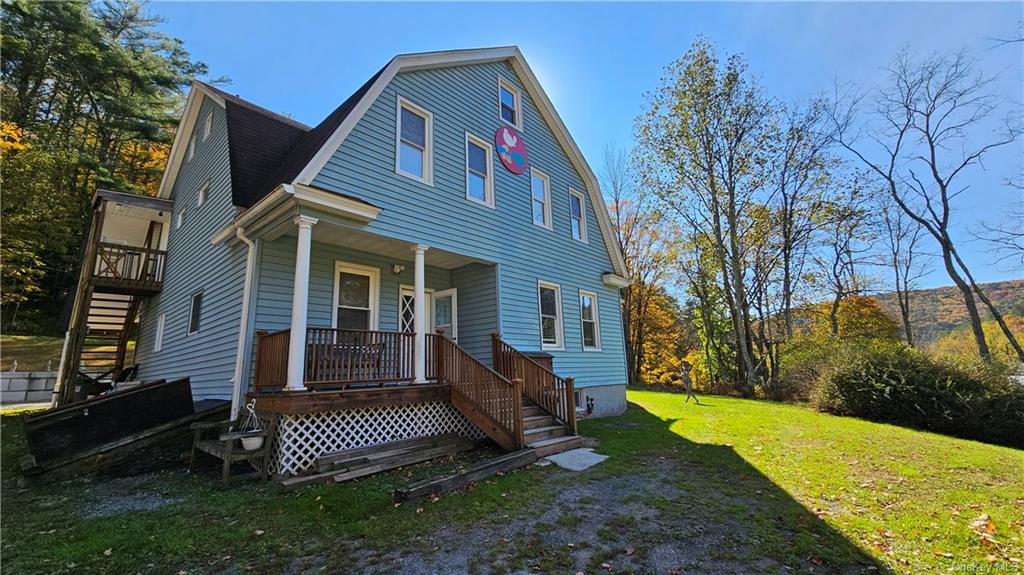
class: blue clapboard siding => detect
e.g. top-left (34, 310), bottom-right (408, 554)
top-left (134, 95), bottom-right (248, 400)
top-left (309, 61), bottom-right (626, 388)
top-left (253, 236), bottom-right (454, 333)
top-left (452, 263), bottom-right (499, 364)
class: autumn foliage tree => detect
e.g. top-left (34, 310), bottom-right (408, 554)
top-left (0, 0), bottom-right (208, 333)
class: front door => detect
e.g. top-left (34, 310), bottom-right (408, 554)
top-left (399, 287), bottom-right (458, 341)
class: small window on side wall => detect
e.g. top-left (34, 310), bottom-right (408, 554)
top-left (187, 135), bottom-right (195, 161)
top-left (197, 181), bottom-right (209, 207)
top-left (396, 97), bottom-right (432, 184)
top-left (498, 78), bottom-right (521, 129)
top-left (579, 290), bottom-right (601, 351)
top-left (154, 313), bottom-right (166, 352)
top-left (203, 112), bottom-right (213, 141)
top-left (176, 208), bottom-right (185, 229)
top-left (465, 133), bottom-right (494, 207)
top-left (569, 189), bottom-right (587, 242)
top-left (188, 291), bottom-right (203, 335)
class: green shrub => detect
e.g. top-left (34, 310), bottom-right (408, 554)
top-left (813, 343), bottom-right (1024, 448)
top-left (772, 334), bottom-right (841, 402)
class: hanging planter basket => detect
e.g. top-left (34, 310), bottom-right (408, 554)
top-left (239, 399), bottom-right (265, 451)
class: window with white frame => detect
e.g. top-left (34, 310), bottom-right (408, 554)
top-left (498, 79), bottom-right (522, 128)
top-left (154, 313), bottom-right (166, 352)
top-left (465, 133), bottom-right (494, 207)
top-left (396, 97), bottom-right (432, 183)
top-left (569, 189), bottom-right (587, 242)
top-left (333, 262), bottom-right (379, 330)
top-left (531, 169), bottom-right (551, 229)
top-left (538, 281), bottom-right (563, 349)
top-left (187, 135), bottom-right (195, 161)
top-left (197, 181), bottom-right (209, 207)
top-left (579, 290), bottom-right (601, 351)
top-left (176, 208), bottom-right (185, 229)
top-left (188, 291), bottom-right (203, 335)
top-left (203, 112), bottom-right (213, 141)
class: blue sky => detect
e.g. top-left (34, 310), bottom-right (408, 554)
top-left (154, 2), bottom-right (1023, 289)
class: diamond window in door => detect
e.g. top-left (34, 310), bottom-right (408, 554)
top-left (400, 292), bottom-right (416, 333)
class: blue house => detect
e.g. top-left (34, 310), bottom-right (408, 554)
top-left (57, 47), bottom-right (630, 476)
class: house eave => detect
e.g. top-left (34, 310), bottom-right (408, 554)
top-left (602, 273), bottom-right (631, 289)
top-left (211, 184), bottom-right (381, 246)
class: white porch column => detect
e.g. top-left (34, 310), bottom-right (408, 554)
top-left (412, 244), bottom-right (429, 383)
top-left (286, 215), bottom-right (318, 391)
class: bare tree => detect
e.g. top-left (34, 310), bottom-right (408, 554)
top-left (829, 49), bottom-right (1024, 362)
top-left (603, 144), bottom-right (675, 386)
top-left (773, 100), bottom-right (835, 338)
top-left (977, 179), bottom-right (1024, 269)
top-left (814, 180), bottom-right (874, 337)
top-left (878, 194), bottom-right (930, 346)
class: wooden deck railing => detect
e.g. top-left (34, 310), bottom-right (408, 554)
top-left (492, 333), bottom-right (576, 434)
top-left (305, 328), bottom-right (416, 388)
top-left (253, 329), bottom-right (290, 390)
top-left (253, 328), bottom-right (418, 391)
top-left (93, 242), bottom-right (166, 286)
top-left (432, 333), bottom-right (525, 450)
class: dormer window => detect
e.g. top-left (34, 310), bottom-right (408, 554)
top-left (498, 79), bottom-right (521, 128)
top-left (395, 96), bottom-right (433, 184)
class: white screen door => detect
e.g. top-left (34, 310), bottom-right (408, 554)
top-left (433, 288), bottom-right (457, 341)
top-left (399, 287), bottom-right (457, 341)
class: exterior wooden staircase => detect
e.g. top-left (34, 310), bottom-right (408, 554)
top-left (54, 190), bottom-right (169, 406)
top-left (493, 334), bottom-right (582, 458)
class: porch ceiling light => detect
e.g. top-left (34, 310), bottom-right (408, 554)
top-left (392, 264), bottom-right (406, 274)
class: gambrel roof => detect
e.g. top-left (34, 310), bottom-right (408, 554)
top-left (159, 47), bottom-right (628, 277)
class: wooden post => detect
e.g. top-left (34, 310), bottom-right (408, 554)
top-left (511, 377), bottom-right (525, 448)
top-left (491, 332), bottom-right (501, 373)
top-left (435, 329), bottom-right (446, 383)
top-left (565, 377), bottom-right (577, 435)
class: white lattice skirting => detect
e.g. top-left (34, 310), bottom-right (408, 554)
top-left (271, 401), bottom-right (484, 476)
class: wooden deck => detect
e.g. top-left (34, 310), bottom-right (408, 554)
top-left (248, 383), bottom-right (451, 415)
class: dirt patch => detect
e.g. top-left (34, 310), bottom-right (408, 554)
top-left (74, 471), bottom-right (185, 519)
top-left (326, 458), bottom-right (872, 575)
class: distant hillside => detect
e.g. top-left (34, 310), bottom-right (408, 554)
top-left (874, 279), bottom-right (1024, 345)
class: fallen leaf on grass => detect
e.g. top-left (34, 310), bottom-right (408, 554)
top-left (625, 547), bottom-right (635, 556)
top-left (103, 549), bottom-right (112, 557)
top-left (254, 530), bottom-right (265, 536)
top-left (932, 550), bottom-right (953, 558)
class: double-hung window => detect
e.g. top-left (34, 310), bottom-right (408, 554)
top-left (531, 168), bottom-right (551, 229)
top-left (569, 189), bottom-right (587, 242)
top-left (203, 112), bottom-right (213, 141)
top-left (579, 290), bottom-right (601, 351)
top-left (334, 262), bottom-right (380, 330)
top-left (187, 135), bottom-right (195, 161)
top-left (538, 281), bottom-right (563, 350)
top-left (154, 313), bottom-right (166, 352)
top-left (465, 134), bottom-right (494, 207)
top-left (396, 97), bottom-right (432, 184)
top-left (498, 79), bottom-right (521, 128)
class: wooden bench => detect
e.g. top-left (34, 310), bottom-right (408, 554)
top-left (188, 414), bottom-right (278, 482)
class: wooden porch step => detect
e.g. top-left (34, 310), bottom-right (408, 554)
top-left (528, 435), bottom-right (584, 458)
top-left (524, 424), bottom-right (567, 443)
top-left (523, 414), bottom-right (556, 430)
top-left (394, 449), bottom-right (538, 502)
top-left (522, 405), bottom-right (543, 418)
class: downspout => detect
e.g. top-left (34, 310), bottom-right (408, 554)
top-left (230, 227), bottom-right (257, 420)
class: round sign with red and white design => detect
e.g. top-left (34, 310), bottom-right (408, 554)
top-left (495, 125), bottom-right (528, 175)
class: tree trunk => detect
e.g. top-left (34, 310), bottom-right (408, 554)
top-left (940, 243), bottom-right (991, 360)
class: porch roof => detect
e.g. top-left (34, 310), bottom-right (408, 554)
top-left (211, 182), bottom-right (490, 270)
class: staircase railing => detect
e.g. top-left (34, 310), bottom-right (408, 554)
top-left (492, 333), bottom-right (576, 434)
top-left (433, 333), bottom-right (524, 450)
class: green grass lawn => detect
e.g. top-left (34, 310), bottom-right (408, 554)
top-left (1, 390), bottom-right (1021, 574)
top-left (1, 335), bottom-right (65, 371)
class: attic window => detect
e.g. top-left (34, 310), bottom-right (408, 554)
top-left (187, 135), bottom-right (195, 161)
top-left (395, 96), bottom-right (433, 184)
top-left (202, 112), bottom-right (213, 141)
top-left (498, 79), bottom-right (521, 129)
